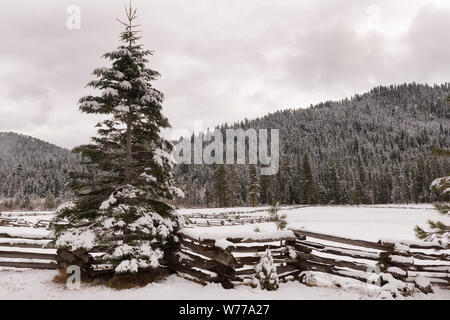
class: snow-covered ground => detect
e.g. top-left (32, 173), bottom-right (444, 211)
top-left (0, 204), bottom-right (448, 299)
top-left (285, 204), bottom-right (448, 242)
top-left (0, 269), bottom-right (448, 300)
top-left (179, 204), bottom-right (449, 243)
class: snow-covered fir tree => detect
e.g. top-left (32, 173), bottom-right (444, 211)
top-left (251, 249), bottom-right (279, 291)
top-left (53, 6), bottom-right (185, 275)
top-left (415, 146), bottom-right (449, 246)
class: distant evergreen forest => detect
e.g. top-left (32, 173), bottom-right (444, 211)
top-left (0, 132), bottom-right (80, 210)
top-left (0, 83), bottom-right (449, 209)
top-left (174, 83), bottom-right (450, 207)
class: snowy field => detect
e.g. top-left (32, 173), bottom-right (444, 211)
top-left (0, 204), bottom-right (449, 300)
top-left (180, 204), bottom-right (449, 243)
top-left (2, 204), bottom-right (447, 243)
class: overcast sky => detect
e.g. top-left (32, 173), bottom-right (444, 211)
top-left (0, 0), bottom-right (449, 148)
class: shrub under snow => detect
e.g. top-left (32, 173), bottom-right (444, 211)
top-left (251, 249), bottom-right (279, 291)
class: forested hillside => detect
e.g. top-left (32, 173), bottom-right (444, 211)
top-left (175, 83), bottom-right (450, 207)
top-left (1, 83), bottom-right (449, 209)
top-left (0, 132), bottom-right (80, 209)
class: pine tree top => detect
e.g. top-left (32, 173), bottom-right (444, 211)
top-left (79, 5), bottom-right (165, 126)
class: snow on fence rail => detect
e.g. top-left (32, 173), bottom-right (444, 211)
top-left (181, 206), bottom-right (307, 228)
top-left (0, 216), bottom-right (52, 229)
top-left (183, 213), bottom-right (272, 227)
top-left (0, 233), bottom-right (58, 270)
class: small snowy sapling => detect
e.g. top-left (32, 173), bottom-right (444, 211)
top-left (251, 249), bottom-right (279, 291)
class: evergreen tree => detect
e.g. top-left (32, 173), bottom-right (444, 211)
top-left (268, 202), bottom-right (287, 231)
top-left (355, 157), bottom-right (365, 204)
top-left (415, 146), bottom-right (449, 245)
top-left (44, 193), bottom-right (56, 210)
top-left (302, 154), bottom-right (314, 204)
top-left (21, 195), bottom-right (31, 210)
top-left (294, 157), bottom-right (304, 205)
top-left (251, 249), bottom-right (279, 291)
top-left (226, 165), bottom-right (241, 207)
top-left (213, 165), bottom-right (227, 207)
top-left (259, 174), bottom-right (270, 205)
top-left (53, 6), bottom-right (185, 275)
top-left (329, 161), bottom-right (340, 204)
top-left (277, 157), bottom-right (292, 204)
top-left (266, 175), bottom-right (279, 205)
top-left (16, 164), bottom-right (23, 177)
top-left (204, 185), bottom-right (212, 208)
top-left (248, 165), bottom-right (260, 207)
top-left (14, 196), bottom-right (22, 209)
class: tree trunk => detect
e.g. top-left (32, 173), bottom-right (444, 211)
top-left (125, 113), bottom-right (132, 184)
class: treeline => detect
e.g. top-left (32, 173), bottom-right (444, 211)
top-left (176, 154), bottom-right (449, 207)
top-left (0, 194), bottom-right (63, 211)
top-left (174, 83), bottom-right (450, 207)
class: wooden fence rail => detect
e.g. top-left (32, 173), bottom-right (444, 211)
top-left (0, 233), bottom-right (58, 270)
top-left (0, 217), bottom-right (52, 230)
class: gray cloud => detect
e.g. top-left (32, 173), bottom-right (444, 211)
top-left (0, 0), bottom-right (449, 148)
top-left (402, 5), bottom-right (450, 82)
top-left (6, 80), bottom-right (50, 103)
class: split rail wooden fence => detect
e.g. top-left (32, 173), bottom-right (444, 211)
top-left (1, 215), bottom-right (448, 295)
top-left (0, 235), bottom-right (58, 270)
top-left (160, 229), bottom-right (449, 294)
